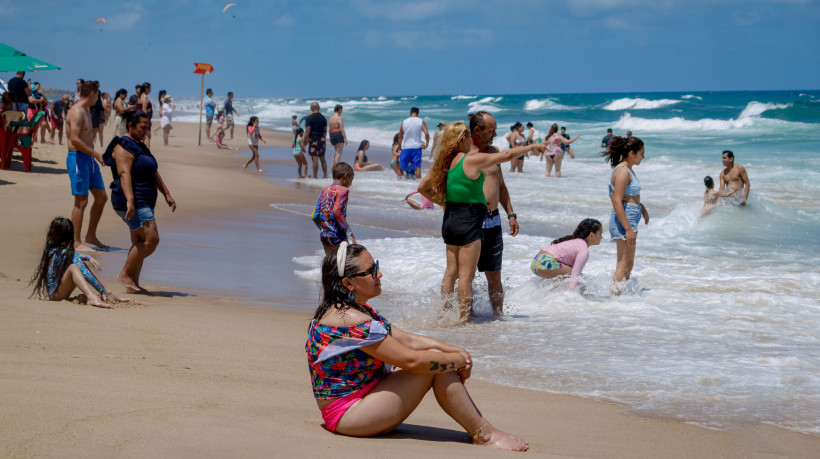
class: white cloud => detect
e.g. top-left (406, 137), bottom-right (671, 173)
top-left (351, 0), bottom-right (469, 21)
top-left (104, 6), bottom-right (144, 31)
top-left (275, 14), bottom-right (295, 27)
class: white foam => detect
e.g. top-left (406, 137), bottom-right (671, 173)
top-left (682, 94), bottom-right (703, 100)
top-left (467, 96), bottom-right (505, 113)
top-left (603, 97), bottom-right (682, 110)
top-left (451, 95), bottom-right (477, 100)
top-left (613, 101), bottom-right (796, 132)
top-left (738, 101), bottom-right (790, 119)
top-left (523, 98), bottom-right (573, 111)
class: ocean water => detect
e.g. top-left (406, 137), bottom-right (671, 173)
top-left (180, 91), bottom-right (820, 435)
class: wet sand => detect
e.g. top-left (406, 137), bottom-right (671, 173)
top-left (1, 121), bottom-right (817, 457)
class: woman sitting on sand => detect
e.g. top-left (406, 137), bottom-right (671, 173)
top-left (30, 217), bottom-right (128, 308)
top-left (531, 218), bottom-right (602, 291)
top-left (103, 110), bottom-right (177, 294)
top-left (353, 140), bottom-right (384, 171)
top-left (419, 122), bottom-right (546, 323)
top-left (306, 242), bottom-right (528, 451)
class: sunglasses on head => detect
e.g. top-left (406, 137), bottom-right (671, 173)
top-left (348, 260), bottom-right (379, 279)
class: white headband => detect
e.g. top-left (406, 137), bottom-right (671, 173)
top-left (336, 241), bottom-right (349, 277)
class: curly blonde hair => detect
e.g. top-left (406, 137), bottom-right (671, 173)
top-left (427, 121), bottom-right (470, 204)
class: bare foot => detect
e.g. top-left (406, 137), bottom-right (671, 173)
top-left (473, 422), bottom-right (529, 452)
top-left (88, 298), bottom-right (112, 309)
top-left (106, 292), bottom-right (130, 303)
top-left (117, 272), bottom-right (141, 293)
top-left (256, 168), bottom-right (263, 173)
top-left (78, 293), bottom-right (111, 309)
top-left (84, 237), bottom-right (110, 250)
top-left (74, 243), bottom-right (96, 252)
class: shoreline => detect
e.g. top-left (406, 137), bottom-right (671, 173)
top-left (1, 121), bottom-right (817, 457)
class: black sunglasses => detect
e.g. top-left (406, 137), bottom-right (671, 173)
top-left (348, 260), bottom-right (379, 279)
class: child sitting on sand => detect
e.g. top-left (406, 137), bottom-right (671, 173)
top-left (702, 176), bottom-right (719, 216)
top-left (215, 130), bottom-right (237, 150)
top-left (312, 162), bottom-right (357, 255)
top-left (293, 127), bottom-right (308, 178)
top-left (531, 218), bottom-right (602, 291)
top-left (29, 217), bottom-right (128, 308)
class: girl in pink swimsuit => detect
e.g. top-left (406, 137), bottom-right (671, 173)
top-left (305, 242), bottom-right (529, 451)
top-left (531, 218), bottom-right (602, 291)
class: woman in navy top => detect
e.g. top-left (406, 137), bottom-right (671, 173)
top-left (103, 110), bottom-right (176, 294)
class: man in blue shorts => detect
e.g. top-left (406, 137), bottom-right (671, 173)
top-left (396, 107), bottom-right (429, 179)
top-left (65, 80), bottom-right (109, 251)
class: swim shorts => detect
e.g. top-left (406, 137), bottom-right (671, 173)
top-left (516, 155), bottom-right (525, 161)
top-left (610, 202), bottom-right (641, 240)
top-left (400, 148), bottom-right (422, 173)
top-left (66, 151), bottom-right (105, 196)
top-left (441, 202), bottom-right (486, 246)
top-left (309, 137), bottom-right (326, 157)
top-left (206, 115), bottom-right (214, 124)
top-left (225, 114), bottom-right (234, 126)
top-left (115, 207), bottom-right (155, 231)
top-left (531, 251), bottom-right (564, 274)
top-left (477, 210), bottom-right (503, 272)
top-left (330, 131), bottom-right (344, 146)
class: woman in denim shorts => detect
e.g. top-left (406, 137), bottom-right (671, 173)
top-left (103, 110), bottom-right (176, 294)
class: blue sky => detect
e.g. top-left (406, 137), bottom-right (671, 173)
top-left (2, 0), bottom-right (818, 98)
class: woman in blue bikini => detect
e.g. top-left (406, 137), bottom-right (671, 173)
top-left (603, 136), bottom-right (649, 293)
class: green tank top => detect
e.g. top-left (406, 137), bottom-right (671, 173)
top-left (446, 154), bottom-right (486, 204)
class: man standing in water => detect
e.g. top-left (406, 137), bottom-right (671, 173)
top-left (65, 80), bottom-right (108, 251)
top-left (328, 104), bottom-right (347, 166)
top-left (472, 111), bottom-right (524, 316)
top-left (302, 101), bottom-right (328, 179)
top-left (719, 150), bottom-right (751, 205)
top-left (397, 107), bottom-right (429, 179)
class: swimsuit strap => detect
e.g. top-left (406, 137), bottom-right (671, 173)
top-left (611, 164), bottom-right (636, 181)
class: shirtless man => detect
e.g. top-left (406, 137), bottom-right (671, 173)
top-left (472, 111), bottom-right (546, 316)
top-left (719, 150), bottom-right (750, 205)
top-left (328, 104), bottom-right (347, 167)
top-left (65, 80), bottom-right (109, 251)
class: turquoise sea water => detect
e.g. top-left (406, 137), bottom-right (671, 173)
top-left (175, 91), bottom-right (820, 435)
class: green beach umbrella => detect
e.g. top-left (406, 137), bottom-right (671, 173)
top-left (0, 43), bottom-right (60, 72)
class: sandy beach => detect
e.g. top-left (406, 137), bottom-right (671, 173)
top-left (1, 121), bottom-right (818, 457)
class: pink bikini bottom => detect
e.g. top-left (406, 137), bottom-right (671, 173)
top-left (320, 378), bottom-right (381, 433)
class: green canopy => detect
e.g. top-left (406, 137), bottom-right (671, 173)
top-left (0, 43), bottom-right (60, 72)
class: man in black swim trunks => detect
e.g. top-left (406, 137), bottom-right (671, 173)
top-left (328, 104), bottom-right (347, 167)
top-left (472, 112), bottom-right (520, 316)
top-left (302, 101), bottom-right (328, 179)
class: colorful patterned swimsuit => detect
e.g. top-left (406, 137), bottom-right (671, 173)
top-left (311, 184), bottom-right (350, 245)
top-left (306, 303), bottom-right (392, 400)
top-left (46, 248), bottom-right (107, 299)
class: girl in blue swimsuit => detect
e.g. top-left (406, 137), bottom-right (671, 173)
top-left (30, 217), bottom-right (128, 308)
top-left (602, 136), bottom-right (649, 293)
